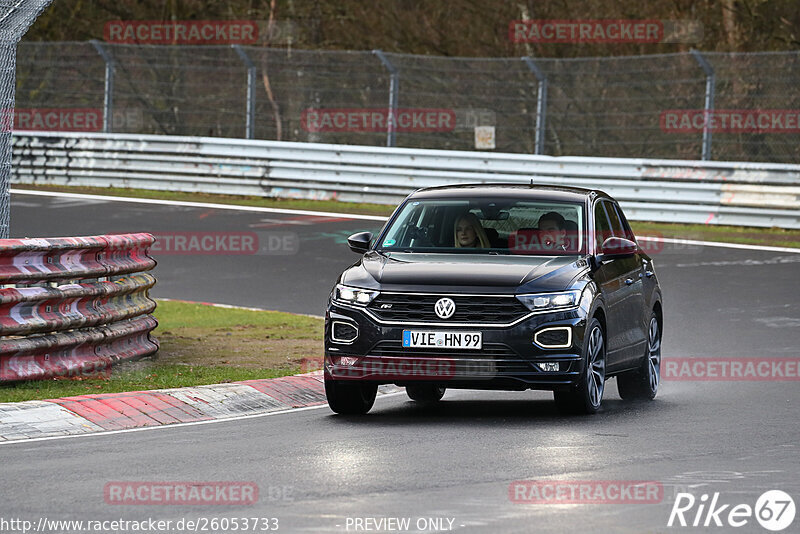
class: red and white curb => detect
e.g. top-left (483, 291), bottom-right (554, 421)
top-left (0, 372), bottom-right (401, 442)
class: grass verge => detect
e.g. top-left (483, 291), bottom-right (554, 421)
top-left (14, 183), bottom-right (800, 248)
top-left (0, 300), bottom-right (324, 403)
top-left (630, 221), bottom-right (800, 249)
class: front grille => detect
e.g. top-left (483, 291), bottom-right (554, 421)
top-left (368, 293), bottom-right (530, 324)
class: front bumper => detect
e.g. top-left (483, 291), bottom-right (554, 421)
top-left (324, 301), bottom-right (588, 391)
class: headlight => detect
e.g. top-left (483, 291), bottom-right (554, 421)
top-left (333, 284), bottom-right (379, 306)
top-left (516, 290), bottom-right (581, 312)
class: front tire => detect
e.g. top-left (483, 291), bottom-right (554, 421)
top-left (406, 384), bottom-right (446, 403)
top-left (325, 379), bottom-right (378, 415)
top-left (617, 313), bottom-right (661, 400)
top-left (554, 318), bottom-right (606, 414)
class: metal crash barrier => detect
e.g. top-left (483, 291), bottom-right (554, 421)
top-left (0, 233), bottom-right (158, 382)
top-left (10, 131), bottom-right (800, 228)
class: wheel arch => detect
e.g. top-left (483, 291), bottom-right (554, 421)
top-left (591, 304), bottom-right (607, 336)
top-left (652, 298), bottom-right (663, 335)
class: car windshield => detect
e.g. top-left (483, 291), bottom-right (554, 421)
top-left (377, 197), bottom-right (585, 255)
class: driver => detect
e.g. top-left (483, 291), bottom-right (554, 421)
top-left (537, 211), bottom-right (568, 251)
top-left (454, 212), bottom-right (491, 248)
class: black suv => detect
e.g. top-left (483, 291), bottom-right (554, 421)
top-left (324, 184), bottom-right (663, 415)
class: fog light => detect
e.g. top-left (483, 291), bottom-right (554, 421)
top-left (335, 356), bottom-right (359, 366)
top-left (539, 362), bottom-right (559, 372)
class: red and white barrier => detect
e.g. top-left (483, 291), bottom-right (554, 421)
top-left (0, 233), bottom-right (158, 382)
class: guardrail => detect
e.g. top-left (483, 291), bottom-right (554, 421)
top-left (0, 233), bottom-right (158, 383)
top-left (11, 131), bottom-right (800, 228)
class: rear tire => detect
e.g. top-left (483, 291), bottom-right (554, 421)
top-left (406, 384), bottom-right (446, 403)
top-left (617, 313), bottom-right (661, 400)
top-left (554, 318), bottom-right (606, 415)
top-left (325, 379), bottom-right (377, 415)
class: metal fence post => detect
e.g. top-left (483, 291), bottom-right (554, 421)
top-left (372, 50), bottom-right (399, 147)
top-left (690, 49), bottom-right (715, 161)
top-left (232, 45), bottom-right (256, 140)
top-left (0, 40), bottom-right (16, 239)
top-left (522, 57), bottom-right (548, 155)
top-left (0, 0), bottom-right (55, 238)
top-left (90, 40), bottom-right (114, 133)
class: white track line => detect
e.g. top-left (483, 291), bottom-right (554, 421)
top-left (13, 189), bottom-right (800, 253)
top-left (156, 298), bottom-right (325, 319)
top-left (637, 236), bottom-right (800, 254)
top-left (0, 391), bottom-right (406, 446)
top-left (11, 189), bottom-right (389, 222)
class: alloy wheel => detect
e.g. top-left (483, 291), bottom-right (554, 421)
top-left (587, 325), bottom-right (605, 408)
top-left (647, 316), bottom-right (661, 394)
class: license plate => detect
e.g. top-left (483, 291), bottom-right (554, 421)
top-left (402, 331), bottom-right (482, 350)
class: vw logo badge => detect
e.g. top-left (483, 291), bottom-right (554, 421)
top-left (434, 297), bottom-right (456, 319)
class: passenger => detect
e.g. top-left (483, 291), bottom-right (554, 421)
top-left (454, 212), bottom-right (491, 248)
top-left (537, 211), bottom-right (568, 251)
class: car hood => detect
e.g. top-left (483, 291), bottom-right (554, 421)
top-left (341, 252), bottom-right (587, 293)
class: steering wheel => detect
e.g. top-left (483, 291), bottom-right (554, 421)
top-left (407, 225), bottom-right (434, 247)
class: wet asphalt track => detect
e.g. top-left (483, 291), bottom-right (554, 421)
top-left (2, 191), bottom-right (799, 533)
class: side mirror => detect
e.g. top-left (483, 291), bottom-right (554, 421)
top-left (347, 232), bottom-right (373, 254)
top-left (596, 237), bottom-right (638, 263)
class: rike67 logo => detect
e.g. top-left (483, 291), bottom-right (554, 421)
top-left (668, 490), bottom-right (795, 531)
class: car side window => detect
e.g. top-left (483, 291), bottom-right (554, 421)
top-left (594, 201), bottom-right (613, 251)
top-left (609, 202), bottom-right (636, 242)
top-left (603, 201), bottom-right (626, 239)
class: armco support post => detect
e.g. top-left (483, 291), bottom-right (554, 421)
top-left (232, 45), bottom-right (257, 140)
top-left (373, 50), bottom-right (399, 148)
top-left (90, 40), bottom-right (115, 133)
top-left (522, 57), bottom-right (548, 155)
top-left (690, 49), bottom-right (716, 161)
